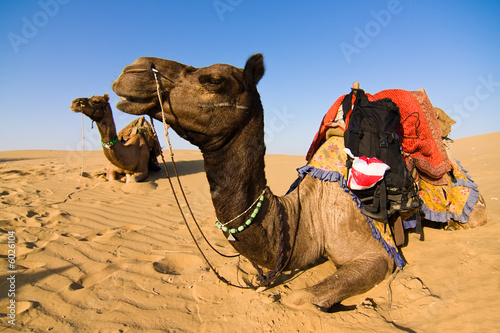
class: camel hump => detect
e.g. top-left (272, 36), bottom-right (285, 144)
top-left (119, 116), bottom-right (149, 135)
top-left (117, 116), bottom-right (158, 150)
top-left (118, 117), bottom-right (140, 138)
top-left (137, 116), bottom-right (145, 127)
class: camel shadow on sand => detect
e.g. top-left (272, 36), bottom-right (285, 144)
top-left (149, 159), bottom-right (205, 181)
top-left (96, 159), bottom-right (205, 184)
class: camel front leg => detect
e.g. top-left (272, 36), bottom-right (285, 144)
top-left (285, 255), bottom-right (390, 311)
top-left (106, 164), bottom-right (121, 181)
top-left (309, 255), bottom-right (390, 310)
top-left (125, 148), bottom-right (151, 183)
top-left (125, 171), bottom-right (148, 183)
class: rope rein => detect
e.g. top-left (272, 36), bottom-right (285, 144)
top-left (251, 196), bottom-right (287, 286)
top-left (63, 104), bottom-right (87, 200)
top-left (150, 69), bottom-right (259, 289)
top-left (55, 102), bottom-right (87, 204)
top-left (16, 102), bottom-right (87, 208)
top-left (151, 69), bottom-right (239, 256)
top-left (150, 67), bottom-right (290, 289)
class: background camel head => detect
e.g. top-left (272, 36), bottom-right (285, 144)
top-left (434, 107), bottom-right (456, 138)
top-left (112, 54), bottom-right (265, 151)
top-left (70, 94), bottom-right (110, 121)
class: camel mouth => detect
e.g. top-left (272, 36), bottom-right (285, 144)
top-left (70, 98), bottom-right (89, 112)
top-left (116, 94), bottom-right (154, 105)
top-left (115, 94), bottom-right (158, 114)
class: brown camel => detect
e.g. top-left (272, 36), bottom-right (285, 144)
top-left (112, 54), bottom-right (396, 310)
top-left (70, 94), bottom-right (161, 183)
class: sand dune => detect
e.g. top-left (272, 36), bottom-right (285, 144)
top-left (1, 132), bottom-right (499, 332)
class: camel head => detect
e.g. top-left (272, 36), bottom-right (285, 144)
top-left (434, 107), bottom-right (456, 138)
top-left (112, 54), bottom-right (265, 151)
top-left (70, 94), bottom-right (111, 121)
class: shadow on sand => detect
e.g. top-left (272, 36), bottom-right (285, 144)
top-left (0, 266), bottom-right (74, 300)
top-left (148, 159), bottom-right (205, 182)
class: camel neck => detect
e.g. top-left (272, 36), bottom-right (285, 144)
top-left (202, 113), bottom-right (268, 224)
top-left (200, 108), bottom-right (292, 272)
top-left (94, 105), bottom-right (118, 143)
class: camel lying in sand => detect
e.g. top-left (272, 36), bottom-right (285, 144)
top-left (111, 54), bottom-right (398, 310)
top-left (111, 54), bottom-right (487, 310)
top-left (70, 94), bottom-right (161, 183)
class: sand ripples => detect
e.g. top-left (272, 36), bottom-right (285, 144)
top-left (1, 147), bottom-right (499, 332)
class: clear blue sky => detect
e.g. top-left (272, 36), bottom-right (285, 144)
top-left (1, 0), bottom-right (499, 155)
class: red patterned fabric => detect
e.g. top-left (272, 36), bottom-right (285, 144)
top-left (306, 95), bottom-right (347, 160)
top-left (306, 89), bottom-right (451, 184)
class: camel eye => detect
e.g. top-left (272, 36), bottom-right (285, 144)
top-left (199, 75), bottom-right (225, 87)
top-left (209, 78), bottom-right (224, 85)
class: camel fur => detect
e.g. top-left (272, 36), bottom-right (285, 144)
top-left (70, 94), bottom-right (161, 183)
top-left (112, 54), bottom-right (396, 310)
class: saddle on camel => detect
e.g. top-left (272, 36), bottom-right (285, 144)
top-left (305, 83), bottom-right (486, 246)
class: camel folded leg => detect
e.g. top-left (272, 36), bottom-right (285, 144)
top-left (310, 255), bottom-right (390, 310)
top-left (125, 171), bottom-right (148, 183)
top-left (106, 164), bottom-right (122, 181)
top-left (127, 157), bottom-right (151, 183)
top-left (106, 164), bottom-right (148, 183)
top-left (286, 255), bottom-right (390, 311)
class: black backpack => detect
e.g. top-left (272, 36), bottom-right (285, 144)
top-left (342, 88), bottom-right (420, 223)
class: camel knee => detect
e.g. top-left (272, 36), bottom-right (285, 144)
top-left (106, 165), bottom-right (121, 181)
top-left (305, 256), bottom-right (391, 311)
top-left (126, 171), bottom-right (148, 183)
top-left (125, 174), bottom-right (136, 183)
top-left (467, 194), bottom-right (488, 228)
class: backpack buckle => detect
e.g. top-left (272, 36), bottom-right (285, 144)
top-left (379, 135), bottom-right (389, 148)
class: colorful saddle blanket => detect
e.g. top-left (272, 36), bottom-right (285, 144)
top-left (306, 89), bottom-right (451, 184)
top-left (297, 136), bottom-right (480, 269)
top-left (305, 136), bottom-right (480, 225)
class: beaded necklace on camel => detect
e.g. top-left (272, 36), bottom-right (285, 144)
top-left (101, 136), bottom-right (119, 149)
top-left (215, 187), bottom-right (267, 238)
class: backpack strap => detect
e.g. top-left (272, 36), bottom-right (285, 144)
top-left (342, 84), bottom-right (364, 129)
top-left (342, 90), bottom-right (355, 130)
top-left (343, 88), bottom-right (369, 156)
top-left (380, 178), bottom-right (388, 221)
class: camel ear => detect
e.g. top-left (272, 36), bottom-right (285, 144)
top-left (103, 93), bottom-right (110, 102)
top-left (243, 53), bottom-right (264, 90)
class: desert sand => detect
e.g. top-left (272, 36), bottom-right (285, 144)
top-left (0, 132), bottom-right (499, 332)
